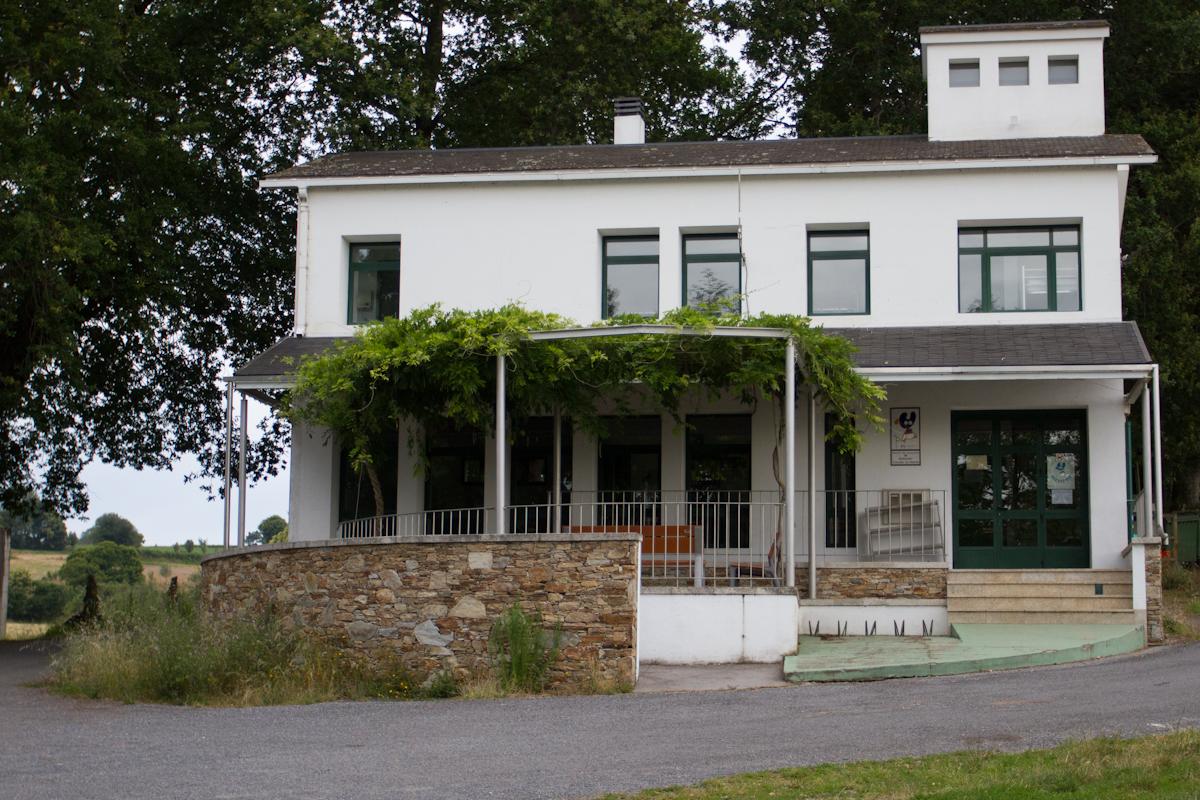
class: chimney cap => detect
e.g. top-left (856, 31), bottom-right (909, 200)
top-left (613, 97), bottom-right (643, 117)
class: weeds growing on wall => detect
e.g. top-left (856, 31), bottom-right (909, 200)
top-left (488, 604), bottom-right (562, 693)
top-left (47, 582), bottom-right (453, 706)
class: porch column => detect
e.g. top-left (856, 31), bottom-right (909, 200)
top-left (495, 353), bottom-right (507, 534)
top-left (807, 389), bottom-right (818, 601)
top-left (1141, 378), bottom-right (1153, 538)
top-left (784, 338), bottom-right (796, 588)
top-left (223, 380), bottom-right (233, 549)
top-left (1153, 365), bottom-right (1164, 535)
top-left (237, 392), bottom-right (248, 547)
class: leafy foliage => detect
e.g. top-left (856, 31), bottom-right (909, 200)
top-left (488, 603), bottom-right (561, 693)
top-left (0, 495), bottom-right (69, 550)
top-left (5, 569), bottom-right (74, 622)
top-left (281, 304), bottom-right (884, 514)
top-left (247, 514), bottom-right (288, 546)
top-left (80, 512), bottom-right (143, 547)
top-left (59, 541), bottom-right (144, 587)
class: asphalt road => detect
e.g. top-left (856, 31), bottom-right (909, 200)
top-left (3, 640), bottom-right (1199, 800)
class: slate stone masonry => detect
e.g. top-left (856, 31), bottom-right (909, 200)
top-left (201, 534), bottom-right (639, 688)
top-left (794, 566), bottom-right (948, 599)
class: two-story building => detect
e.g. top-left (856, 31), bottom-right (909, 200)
top-left (225, 19), bottom-right (1165, 664)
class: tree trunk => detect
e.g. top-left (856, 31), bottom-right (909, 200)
top-left (415, 0), bottom-right (446, 147)
top-left (366, 463), bottom-right (385, 536)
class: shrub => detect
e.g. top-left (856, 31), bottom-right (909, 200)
top-left (59, 542), bottom-right (144, 587)
top-left (6, 569), bottom-right (74, 622)
top-left (1162, 560), bottom-right (1193, 592)
top-left (487, 604), bottom-right (561, 693)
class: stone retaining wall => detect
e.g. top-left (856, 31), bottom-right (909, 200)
top-left (1145, 541), bottom-right (1164, 643)
top-left (794, 566), bottom-right (948, 599)
top-left (200, 534), bottom-right (639, 689)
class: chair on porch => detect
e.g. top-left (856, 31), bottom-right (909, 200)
top-left (568, 523), bottom-right (704, 584)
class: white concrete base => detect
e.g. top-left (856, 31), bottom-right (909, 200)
top-left (800, 600), bottom-right (950, 637)
top-left (640, 590), bottom-right (799, 664)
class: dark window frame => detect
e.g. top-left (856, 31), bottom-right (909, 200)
top-left (958, 224), bottom-right (1082, 314)
top-left (346, 240), bottom-right (402, 325)
top-left (601, 234), bottom-right (659, 319)
top-left (807, 230), bottom-right (871, 317)
top-left (681, 232), bottom-right (742, 314)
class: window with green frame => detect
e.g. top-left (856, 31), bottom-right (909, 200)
top-left (347, 242), bottom-right (401, 324)
top-left (958, 225), bottom-right (1080, 313)
top-left (602, 235), bottom-right (658, 318)
top-left (807, 230), bottom-right (869, 316)
top-left (682, 233), bottom-right (741, 313)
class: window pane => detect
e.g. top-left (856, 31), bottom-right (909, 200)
top-left (606, 262), bottom-right (658, 317)
top-left (686, 262), bottom-right (740, 311)
top-left (956, 454), bottom-right (993, 509)
top-left (991, 254), bottom-right (1049, 310)
top-left (999, 58), bottom-right (1029, 86)
top-left (1002, 454), bottom-right (1038, 510)
top-left (350, 242), bottom-right (400, 268)
top-left (606, 238), bottom-right (658, 258)
top-left (811, 257), bottom-right (867, 314)
top-left (809, 233), bottom-right (868, 252)
top-left (955, 419), bottom-right (993, 449)
top-left (1056, 252), bottom-right (1081, 311)
top-left (1003, 519), bottom-right (1038, 547)
top-left (959, 254), bottom-right (983, 312)
top-left (349, 268), bottom-right (400, 324)
top-left (1047, 519), bottom-right (1083, 547)
top-left (949, 60), bottom-right (980, 87)
top-left (959, 231), bottom-right (984, 248)
top-left (685, 235), bottom-right (739, 256)
top-left (988, 229), bottom-right (1050, 247)
top-left (1053, 228), bottom-right (1079, 246)
top-left (1048, 56), bottom-right (1079, 85)
top-left (958, 519), bottom-right (993, 547)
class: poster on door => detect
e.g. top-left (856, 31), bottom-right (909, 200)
top-left (1047, 452), bottom-right (1076, 505)
top-left (890, 407), bottom-right (920, 466)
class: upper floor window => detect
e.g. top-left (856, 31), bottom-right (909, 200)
top-left (958, 225), bottom-right (1081, 313)
top-left (683, 233), bottom-right (741, 314)
top-left (999, 57), bottom-right (1029, 86)
top-left (949, 59), bottom-right (980, 87)
top-left (348, 242), bottom-right (401, 324)
top-left (1048, 56), bottom-right (1079, 85)
top-left (603, 235), bottom-right (659, 318)
top-left (808, 230), bottom-right (870, 316)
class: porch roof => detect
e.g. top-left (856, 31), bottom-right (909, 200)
top-left (230, 321), bottom-right (1151, 385)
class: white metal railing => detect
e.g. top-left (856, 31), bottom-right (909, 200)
top-left (334, 488), bottom-right (948, 584)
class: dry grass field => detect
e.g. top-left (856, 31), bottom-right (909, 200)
top-left (10, 549), bottom-right (199, 586)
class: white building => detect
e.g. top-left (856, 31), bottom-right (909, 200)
top-left (229, 20), bottom-right (1165, 661)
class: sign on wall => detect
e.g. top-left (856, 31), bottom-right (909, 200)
top-left (890, 407), bottom-right (921, 466)
top-left (1047, 452), bottom-right (1077, 505)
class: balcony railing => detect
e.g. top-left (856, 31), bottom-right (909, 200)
top-left (334, 488), bottom-right (946, 587)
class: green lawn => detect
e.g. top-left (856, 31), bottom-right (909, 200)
top-left (598, 732), bottom-right (1200, 799)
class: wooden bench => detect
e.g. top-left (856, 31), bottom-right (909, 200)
top-left (569, 524), bottom-right (705, 585)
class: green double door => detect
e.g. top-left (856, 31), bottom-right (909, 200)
top-left (952, 411), bottom-right (1090, 569)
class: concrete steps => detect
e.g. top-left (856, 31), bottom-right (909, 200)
top-left (948, 569), bottom-right (1135, 625)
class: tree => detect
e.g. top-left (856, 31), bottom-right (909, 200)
top-left (6, 569), bottom-right (72, 622)
top-left (247, 515), bottom-right (288, 546)
top-left (0, 495), bottom-right (69, 550)
top-left (80, 513), bottom-right (143, 547)
top-left (59, 542), bottom-right (143, 587)
top-left (184, 540), bottom-right (195, 553)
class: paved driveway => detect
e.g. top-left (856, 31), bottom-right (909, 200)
top-left (3, 640), bottom-right (1199, 800)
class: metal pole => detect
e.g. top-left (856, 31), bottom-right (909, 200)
top-left (784, 339), bottom-right (796, 588)
top-left (1141, 380), bottom-right (1153, 540)
top-left (807, 389), bottom-right (818, 601)
top-left (553, 407), bottom-right (562, 534)
top-left (0, 528), bottom-right (10, 642)
top-left (495, 354), bottom-right (507, 535)
top-left (223, 381), bottom-right (233, 548)
top-left (1152, 364), bottom-right (1164, 536)
top-left (238, 393), bottom-right (248, 547)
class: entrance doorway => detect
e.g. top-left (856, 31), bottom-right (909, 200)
top-left (952, 411), bottom-right (1089, 568)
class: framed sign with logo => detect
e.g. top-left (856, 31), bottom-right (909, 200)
top-left (890, 407), bottom-right (921, 466)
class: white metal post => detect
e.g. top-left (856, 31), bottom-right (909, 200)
top-left (784, 338), bottom-right (796, 588)
top-left (553, 407), bottom-right (562, 534)
top-left (495, 354), bottom-right (507, 535)
top-left (223, 381), bottom-right (233, 549)
top-left (1152, 365), bottom-right (1164, 536)
top-left (1141, 381), bottom-right (1153, 539)
top-left (807, 390), bottom-right (818, 601)
top-left (0, 527), bottom-right (10, 642)
top-left (238, 393), bottom-right (248, 547)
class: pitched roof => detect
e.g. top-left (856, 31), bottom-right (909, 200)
top-left (825, 322), bottom-right (1150, 369)
top-left (264, 134), bottom-right (1153, 182)
top-left (233, 322), bottom-right (1150, 381)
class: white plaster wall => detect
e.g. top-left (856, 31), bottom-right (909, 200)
top-left (288, 421), bottom-right (338, 541)
top-left (924, 35), bottom-right (1106, 141)
top-left (299, 165), bottom-right (1123, 335)
top-left (640, 592), bottom-right (799, 663)
top-left (800, 603), bottom-right (950, 637)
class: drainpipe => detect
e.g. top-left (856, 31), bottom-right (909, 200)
top-left (294, 188), bottom-right (309, 334)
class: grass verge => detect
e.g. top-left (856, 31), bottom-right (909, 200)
top-left (1162, 561), bottom-right (1200, 640)
top-left (3, 622), bottom-right (50, 641)
top-left (597, 731), bottom-right (1200, 799)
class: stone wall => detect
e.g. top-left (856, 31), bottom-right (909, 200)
top-left (794, 566), bottom-right (948, 599)
top-left (200, 534), bottom-right (639, 689)
top-left (1145, 540), bottom-right (1164, 643)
